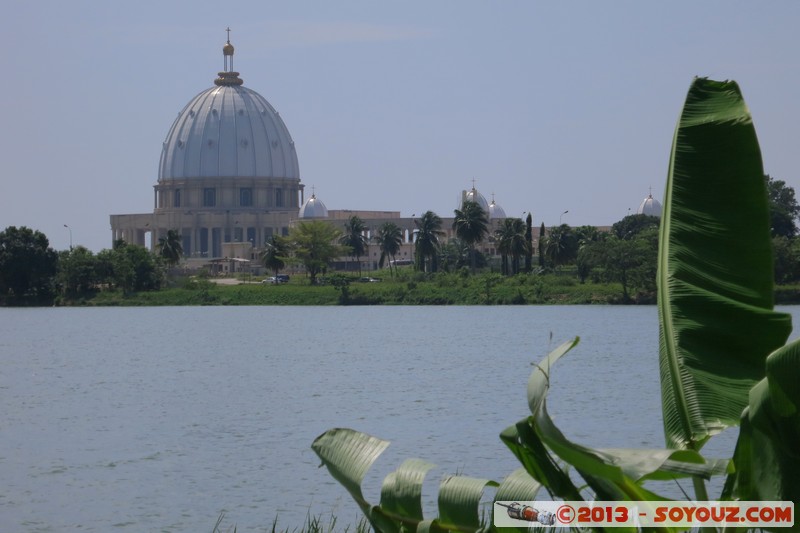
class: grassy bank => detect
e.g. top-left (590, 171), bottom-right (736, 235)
top-left (63, 269), bottom-right (652, 306)
top-left (59, 268), bottom-right (800, 307)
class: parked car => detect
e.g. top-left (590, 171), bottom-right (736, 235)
top-left (261, 277), bottom-right (280, 284)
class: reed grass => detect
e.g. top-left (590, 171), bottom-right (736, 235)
top-left (212, 512), bottom-right (370, 533)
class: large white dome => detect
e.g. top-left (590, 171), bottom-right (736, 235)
top-left (158, 68), bottom-right (299, 181)
top-left (637, 193), bottom-right (662, 218)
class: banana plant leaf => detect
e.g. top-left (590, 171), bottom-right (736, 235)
top-left (723, 337), bottom-right (800, 503)
top-left (658, 77), bottom-right (792, 451)
top-left (504, 338), bottom-right (733, 532)
top-left (502, 339), bottom-right (731, 532)
top-left (311, 427), bottom-right (389, 515)
top-left (530, 340), bottom-right (729, 484)
top-left (435, 475), bottom-right (498, 532)
top-left (500, 419), bottom-right (584, 502)
top-left (312, 428), bottom-right (503, 533)
top-left (493, 467), bottom-right (543, 502)
top-left (380, 458), bottom-right (436, 522)
top-left (491, 469), bottom-right (544, 533)
top-left (311, 428), bottom-right (399, 533)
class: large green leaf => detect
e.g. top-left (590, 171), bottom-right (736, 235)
top-left (311, 427), bottom-right (389, 514)
top-left (380, 458), bottom-right (436, 522)
top-left (493, 467), bottom-right (543, 502)
top-left (503, 338), bottom-right (730, 532)
top-left (658, 77), bottom-right (792, 451)
top-left (436, 475), bottom-right (497, 532)
top-left (723, 337), bottom-right (800, 503)
top-left (527, 337), bottom-right (580, 415)
top-left (311, 428), bottom-right (399, 532)
top-left (312, 428), bottom-right (502, 533)
top-left (500, 420), bottom-right (584, 502)
top-left (491, 469), bottom-right (544, 533)
top-left (502, 338), bottom-right (737, 532)
top-left (529, 340), bottom-right (729, 485)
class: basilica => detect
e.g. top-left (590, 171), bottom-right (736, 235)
top-left (110, 35), bottom-right (659, 274)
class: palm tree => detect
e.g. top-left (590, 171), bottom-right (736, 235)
top-left (339, 215), bottom-right (367, 275)
top-left (156, 229), bottom-right (183, 268)
top-left (496, 230), bottom-right (510, 276)
top-left (544, 224), bottom-right (578, 269)
top-left (508, 218), bottom-right (530, 275)
top-left (262, 235), bottom-right (289, 278)
top-left (453, 200), bottom-right (489, 274)
top-left (414, 211), bottom-right (444, 273)
top-left (375, 222), bottom-right (402, 277)
top-left (574, 225), bottom-right (603, 284)
top-left (495, 218), bottom-right (528, 275)
top-left (439, 237), bottom-right (469, 272)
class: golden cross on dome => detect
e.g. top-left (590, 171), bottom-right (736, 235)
top-left (226, 27), bottom-right (232, 43)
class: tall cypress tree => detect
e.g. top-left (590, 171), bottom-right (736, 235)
top-left (538, 222), bottom-right (546, 268)
top-left (525, 212), bottom-right (533, 273)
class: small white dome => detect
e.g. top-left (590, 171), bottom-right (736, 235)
top-left (463, 187), bottom-right (489, 213)
top-left (489, 199), bottom-right (507, 219)
top-left (637, 194), bottom-right (662, 218)
top-left (298, 194), bottom-right (328, 219)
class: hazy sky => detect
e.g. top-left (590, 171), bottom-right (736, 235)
top-left (2, 1), bottom-right (799, 252)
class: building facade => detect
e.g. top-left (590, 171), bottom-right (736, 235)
top-left (110, 36), bottom-right (517, 273)
top-left (112, 34), bottom-right (648, 275)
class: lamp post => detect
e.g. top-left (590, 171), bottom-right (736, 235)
top-left (559, 210), bottom-right (569, 225)
top-left (63, 224), bottom-right (72, 250)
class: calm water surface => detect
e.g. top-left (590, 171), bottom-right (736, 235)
top-left (2, 306), bottom-right (798, 532)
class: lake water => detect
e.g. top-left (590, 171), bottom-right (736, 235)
top-left (2, 305), bottom-right (798, 532)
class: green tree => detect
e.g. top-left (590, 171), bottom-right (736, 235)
top-left (772, 235), bottom-right (800, 283)
top-left (537, 222), bottom-right (546, 268)
top-left (339, 215), bottom-right (367, 274)
top-left (497, 235), bottom-right (509, 276)
top-left (765, 174), bottom-right (800, 238)
top-left (95, 241), bottom-right (162, 294)
top-left (57, 246), bottom-right (99, 298)
top-left (262, 235), bottom-right (289, 278)
top-left (0, 226), bottom-right (58, 305)
top-left (611, 213), bottom-right (660, 240)
top-left (574, 225), bottom-right (603, 283)
top-left (574, 225), bottom-right (602, 247)
top-left (156, 229), bottom-right (183, 268)
top-left (495, 218), bottom-right (528, 275)
top-left (580, 227), bottom-right (658, 301)
top-left (375, 222), bottom-right (402, 277)
top-left (524, 212), bottom-right (533, 273)
top-left (289, 220), bottom-right (347, 284)
top-left (453, 200), bottom-right (489, 274)
top-left (543, 224), bottom-right (578, 268)
top-left (414, 211), bottom-right (444, 273)
top-left (439, 237), bottom-right (484, 272)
